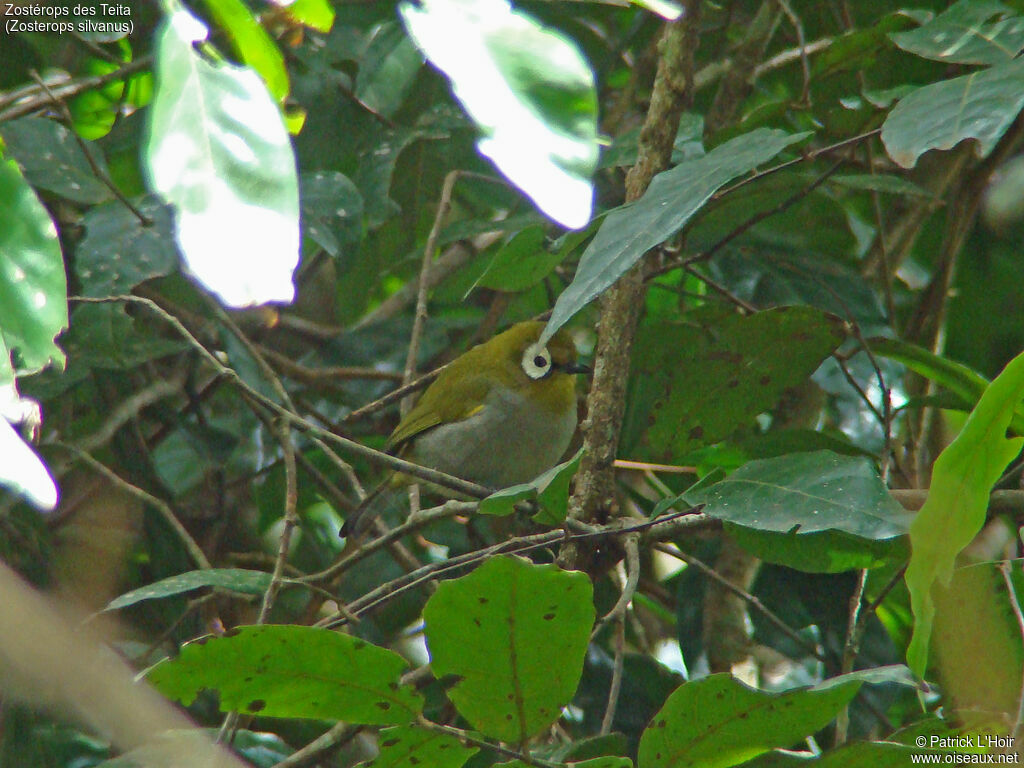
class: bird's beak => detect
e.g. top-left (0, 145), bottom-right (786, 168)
top-left (565, 361), bottom-right (591, 375)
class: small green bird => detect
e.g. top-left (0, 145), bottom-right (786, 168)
top-left (342, 321), bottom-right (588, 536)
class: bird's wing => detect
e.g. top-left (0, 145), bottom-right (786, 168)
top-left (385, 368), bottom-right (493, 451)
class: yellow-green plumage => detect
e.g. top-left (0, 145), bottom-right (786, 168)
top-left (342, 322), bottom-right (585, 536)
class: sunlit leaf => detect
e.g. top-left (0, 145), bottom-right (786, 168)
top-left (905, 350), bottom-right (1024, 675)
top-left (205, 0), bottom-right (290, 101)
top-left (0, 157), bottom-right (67, 374)
top-left (400, 0), bottom-right (598, 229)
top-left (144, 4), bottom-right (300, 307)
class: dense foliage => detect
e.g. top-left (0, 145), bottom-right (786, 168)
top-left (2, 0), bottom-right (1024, 766)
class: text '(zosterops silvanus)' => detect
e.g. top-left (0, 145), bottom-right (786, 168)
top-left (341, 321), bottom-right (589, 537)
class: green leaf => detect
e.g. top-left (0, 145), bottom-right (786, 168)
top-left (868, 336), bottom-right (1024, 434)
top-left (636, 672), bottom-right (864, 768)
top-left (827, 173), bottom-right (932, 197)
top-left (76, 196), bottom-right (179, 297)
top-left (204, 0), bottom-right (290, 102)
top-left (623, 307), bottom-right (847, 461)
top-left (64, 304), bottom-right (185, 370)
top-left (905, 349), bottom-right (1024, 676)
top-left (368, 726), bottom-right (478, 768)
top-left (476, 227), bottom-right (568, 292)
top-left (285, 0), bottom-right (335, 32)
top-left (685, 451), bottom-right (911, 540)
top-left (542, 129), bottom-right (810, 342)
top-left (356, 22), bottom-right (424, 119)
top-left (400, 0), bottom-right (598, 229)
top-left (300, 171), bottom-right (364, 258)
top-left (144, 5), bottom-right (300, 307)
top-left (889, 0), bottom-right (1024, 66)
top-left (147, 625), bottom-right (423, 723)
top-left (881, 57), bottom-right (1024, 169)
top-left (423, 555), bottom-right (594, 742)
top-left (104, 569), bottom-right (273, 611)
top-left (0, 117), bottom-right (113, 204)
top-left (742, 742), bottom-right (945, 767)
top-left (477, 448), bottom-right (582, 523)
top-left (0, 157), bottom-right (67, 374)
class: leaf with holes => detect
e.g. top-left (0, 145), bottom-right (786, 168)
top-left (882, 57), bottom-right (1024, 169)
top-left (423, 555), bottom-right (594, 743)
top-left (622, 306), bottom-right (847, 462)
top-left (76, 196), bottom-right (178, 297)
top-left (637, 668), bottom-right (913, 768)
top-left (146, 625), bottom-right (423, 723)
top-left (368, 726), bottom-right (478, 768)
top-left (104, 569), bottom-right (273, 611)
top-left (0, 117), bottom-right (113, 204)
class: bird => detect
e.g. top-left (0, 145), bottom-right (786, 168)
top-left (340, 321), bottom-right (588, 537)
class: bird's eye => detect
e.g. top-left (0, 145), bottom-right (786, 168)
top-left (522, 344), bottom-right (552, 380)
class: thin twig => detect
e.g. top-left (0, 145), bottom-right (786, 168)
top-left (601, 617), bottom-right (626, 736)
top-left (318, 509), bottom-right (714, 629)
top-left (998, 561), bottom-right (1024, 736)
top-left (340, 365), bottom-right (447, 423)
top-left (301, 501), bottom-right (476, 585)
top-left (654, 542), bottom-right (824, 661)
top-left (67, 296), bottom-right (491, 499)
top-left (27, 70), bottom-right (151, 225)
top-left (60, 445), bottom-right (211, 571)
top-left (257, 419), bottom-right (299, 624)
top-left (0, 57), bottom-right (152, 120)
top-left (402, 170), bottom-right (460, 413)
top-left (835, 568), bottom-right (868, 745)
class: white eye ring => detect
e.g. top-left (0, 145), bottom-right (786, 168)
top-left (522, 343), bottom-right (552, 380)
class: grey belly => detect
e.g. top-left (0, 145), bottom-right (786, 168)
top-left (409, 389), bottom-right (576, 489)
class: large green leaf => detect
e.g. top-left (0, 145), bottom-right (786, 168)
top-left (76, 196), bottom-right (179, 297)
top-left (636, 670), bottom-right (907, 768)
top-left (147, 625), bottom-right (423, 724)
top-left (144, 4), bottom-right (300, 307)
top-left (890, 0), bottom-right (1024, 66)
top-left (104, 569), bottom-right (274, 611)
top-left (881, 57), bottom-right (1024, 168)
top-left (356, 22), bottom-right (424, 119)
top-left (623, 307), bottom-right (847, 462)
top-left (542, 129), bottom-right (810, 342)
top-left (423, 555), bottom-right (594, 743)
top-left (684, 451), bottom-right (912, 572)
top-left (0, 157), bottom-right (67, 374)
top-left (0, 117), bottom-right (113, 204)
top-left (400, 0), bottom-right (598, 229)
top-left (367, 726), bottom-right (478, 768)
top-left (905, 350), bottom-right (1024, 675)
